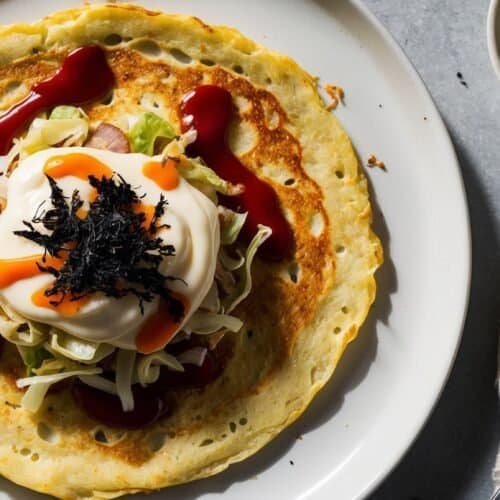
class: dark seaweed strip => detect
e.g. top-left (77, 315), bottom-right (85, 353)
top-left (14, 174), bottom-right (184, 319)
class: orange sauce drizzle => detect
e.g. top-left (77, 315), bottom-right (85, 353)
top-left (135, 294), bottom-right (189, 354)
top-left (44, 153), bottom-right (113, 181)
top-left (142, 159), bottom-right (179, 191)
top-left (0, 154), bottom-right (166, 317)
top-left (45, 153), bottom-right (156, 228)
top-left (45, 153), bottom-right (113, 213)
top-left (76, 207), bottom-right (88, 219)
top-left (32, 285), bottom-right (90, 316)
top-left (0, 254), bottom-right (63, 288)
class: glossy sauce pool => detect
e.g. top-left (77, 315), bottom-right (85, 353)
top-left (0, 46), bottom-right (114, 155)
top-left (180, 85), bottom-right (293, 261)
top-left (72, 339), bottom-right (231, 429)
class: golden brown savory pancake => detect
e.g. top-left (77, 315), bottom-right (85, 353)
top-left (0, 4), bottom-right (382, 498)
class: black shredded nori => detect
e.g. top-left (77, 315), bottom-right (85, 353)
top-left (14, 174), bottom-right (184, 319)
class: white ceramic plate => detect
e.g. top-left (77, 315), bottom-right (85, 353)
top-left (0, 1), bottom-right (470, 500)
top-left (488, 0), bottom-right (500, 79)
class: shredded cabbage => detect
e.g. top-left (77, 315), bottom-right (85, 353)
top-left (177, 158), bottom-right (243, 196)
top-left (0, 300), bottom-right (47, 346)
top-left (32, 356), bottom-right (81, 375)
top-left (48, 330), bottom-right (115, 364)
top-left (17, 118), bottom-right (89, 158)
top-left (185, 310), bottom-right (243, 335)
top-left (115, 349), bottom-right (136, 412)
top-left (17, 366), bottom-right (102, 389)
top-left (215, 260), bottom-right (237, 295)
top-left (176, 347), bottom-right (207, 367)
top-left (18, 366), bottom-right (101, 413)
top-left (4, 107), bottom-right (88, 169)
top-left (136, 351), bottom-right (184, 386)
top-left (21, 383), bottom-right (51, 412)
top-left (219, 247), bottom-right (245, 271)
top-left (49, 105), bottom-right (84, 120)
top-left (219, 208), bottom-right (248, 245)
top-left (18, 345), bottom-right (52, 376)
top-left (157, 130), bottom-right (197, 160)
top-left (129, 112), bottom-right (176, 155)
top-left (199, 282), bottom-right (220, 313)
top-left (79, 375), bottom-right (118, 395)
top-left (224, 224), bottom-right (272, 313)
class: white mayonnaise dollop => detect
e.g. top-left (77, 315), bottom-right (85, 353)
top-left (0, 147), bottom-right (220, 350)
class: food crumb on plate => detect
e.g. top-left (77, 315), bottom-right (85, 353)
top-left (367, 154), bottom-right (386, 170)
top-left (324, 84), bottom-right (344, 110)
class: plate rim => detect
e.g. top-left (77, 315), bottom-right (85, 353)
top-left (313, 1), bottom-right (472, 498)
top-left (488, 0), bottom-right (500, 79)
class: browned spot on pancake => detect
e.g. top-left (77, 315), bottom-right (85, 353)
top-left (0, 47), bottom-right (334, 466)
top-left (38, 392), bottom-right (156, 465)
top-left (191, 16), bottom-right (215, 32)
top-left (0, 55), bottom-right (59, 109)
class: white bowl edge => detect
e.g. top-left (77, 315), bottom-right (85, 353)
top-left (488, 0), bottom-right (500, 79)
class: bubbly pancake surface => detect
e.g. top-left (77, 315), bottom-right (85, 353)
top-left (0, 4), bottom-right (382, 498)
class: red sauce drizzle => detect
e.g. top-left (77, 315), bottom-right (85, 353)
top-left (72, 381), bottom-right (173, 430)
top-left (180, 85), bottom-right (293, 261)
top-left (159, 340), bottom-right (228, 389)
top-left (72, 340), bottom-right (229, 429)
top-left (0, 46), bottom-right (114, 155)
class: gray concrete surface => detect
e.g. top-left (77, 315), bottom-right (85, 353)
top-left (365, 1), bottom-right (500, 499)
